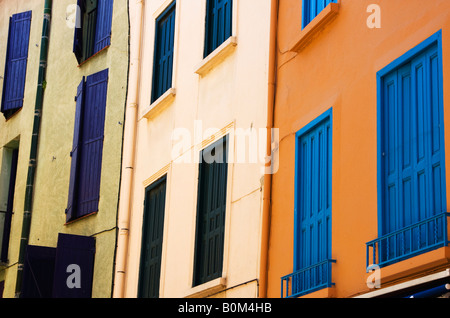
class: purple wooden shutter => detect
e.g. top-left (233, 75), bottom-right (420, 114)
top-left (1, 11), bottom-right (32, 116)
top-left (20, 245), bottom-right (56, 298)
top-left (66, 77), bottom-right (85, 223)
top-left (77, 69), bottom-right (108, 218)
top-left (73, 0), bottom-right (84, 64)
top-left (93, 0), bottom-right (113, 54)
top-left (52, 233), bottom-right (96, 298)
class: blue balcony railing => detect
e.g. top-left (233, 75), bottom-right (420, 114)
top-left (366, 212), bottom-right (450, 269)
top-left (281, 259), bottom-right (336, 298)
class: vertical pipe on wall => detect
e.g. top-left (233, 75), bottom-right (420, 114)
top-left (259, 0), bottom-right (278, 299)
top-left (15, 0), bottom-right (52, 298)
top-left (113, 0), bottom-right (144, 298)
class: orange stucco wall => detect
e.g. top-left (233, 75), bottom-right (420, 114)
top-left (267, 0), bottom-right (450, 298)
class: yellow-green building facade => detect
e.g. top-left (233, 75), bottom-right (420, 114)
top-left (0, 0), bottom-right (128, 298)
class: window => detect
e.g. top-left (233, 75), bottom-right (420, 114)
top-left (138, 176), bottom-right (167, 298)
top-left (1, 11), bottom-right (32, 119)
top-left (193, 136), bottom-right (229, 286)
top-left (370, 31), bottom-right (447, 267)
top-left (302, 0), bottom-right (337, 29)
top-left (73, 0), bottom-right (114, 65)
top-left (282, 109), bottom-right (334, 298)
top-left (66, 69), bottom-right (109, 223)
top-left (21, 234), bottom-right (96, 298)
top-left (0, 147), bottom-right (18, 264)
top-left (151, 1), bottom-right (176, 103)
top-left (204, 0), bottom-right (233, 57)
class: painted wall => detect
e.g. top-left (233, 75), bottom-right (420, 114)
top-left (121, 0), bottom-right (272, 297)
top-left (0, 0), bottom-right (129, 297)
top-left (0, 0), bottom-right (46, 297)
top-left (267, 0), bottom-right (450, 298)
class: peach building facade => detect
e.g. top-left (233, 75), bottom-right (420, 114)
top-left (114, 0), bottom-right (276, 298)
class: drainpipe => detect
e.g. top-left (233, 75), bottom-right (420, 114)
top-left (113, 0), bottom-right (144, 298)
top-left (259, 0), bottom-right (278, 299)
top-left (15, 0), bottom-right (52, 298)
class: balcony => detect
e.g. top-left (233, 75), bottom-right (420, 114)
top-left (366, 212), bottom-right (450, 269)
top-left (281, 259), bottom-right (336, 298)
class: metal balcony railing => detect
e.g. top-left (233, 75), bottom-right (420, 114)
top-left (281, 259), bottom-right (336, 298)
top-left (366, 212), bottom-right (450, 269)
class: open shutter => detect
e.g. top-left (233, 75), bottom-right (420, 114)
top-left (1, 11), bottom-right (32, 117)
top-left (20, 245), bottom-right (56, 298)
top-left (66, 77), bottom-right (85, 223)
top-left (52, 234), bottom-right (95, 298)
top-left (73, 0), bottom-right (84, 64)
top-left (94, 0), bottom-right (114, 54)
top-left (77, 69), bottom-right (108, 218)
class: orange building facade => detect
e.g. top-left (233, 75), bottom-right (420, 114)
top-left (265, 0), bottom-right (450, 298)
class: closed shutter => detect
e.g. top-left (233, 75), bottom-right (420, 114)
top-left (52, 234), bottom-right (95, 298)
top-left (296, 115), bottom-right (332, 271)
top-left (1, 11), bottom-right (32, 117)
top-left (204, 0), bottom-right (233, 57)
top-left (151, 1), bottom-right (176, 103)
top-left (380, 42), bottom-right (446, 260)
top-left (94, 0), bottom-right (113, 54)
top-left (193, 136), bottom-right (228, 286)
top-left (20, 245), bottom-right (56, 298)
top-left (77, 69), bottom-right (108, 218)
top-left (66, 78), bottom-right (85, 223)
top-left (302, 0), bottom-right (337, 28)
top-left (138, 176), bottom-right (167, 298)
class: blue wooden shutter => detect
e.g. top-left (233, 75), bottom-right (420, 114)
top-left (94, 0), bottom-right (113, 54)
top-left (1, 11), bottom-right (32, 117)
top-left (296, 115), bottom-right (332, 271)
top-left (204, 0), bottom-right (233, 57)
top-left (52, 234), bottom-right (95, 298)
top-left (193, 136), bottom-right (228, 286)
top-left (380, 42), bottom-right (446, 260)
top-left (302, 0), bottom-right (337, 29)
top-left (21, 245), bottom-right (56, 298)
top-left (138, 176), bottom-right (167, 298)
top-left (151, 1), bottom-right (176, 103)
top-left (66, 78), bottom-right (85, 223)
top-left (73, 0), bottom-right (84, 64)
top-left (77, 69), bottom-right (108, 218)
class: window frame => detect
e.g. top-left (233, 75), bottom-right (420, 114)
top-left (375, 30), bottom-right (447, 266)
top-left (151, 0), bottom-right (176, 104)
top-left (302, 0), bottom-right (337, 30)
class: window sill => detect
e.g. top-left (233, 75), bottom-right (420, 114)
top-left (77, 45), bottom-right (110, 68)
top-left (289, 2), bottom-right (339, 53)
top-left (184, 277), bottom-right (227, 298)
top-left (140, 88), bottom-right (176, 120)
top-left (195, 37), bottom-right (237, 77)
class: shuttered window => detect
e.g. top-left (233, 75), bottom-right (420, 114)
top-left (1, 11), bottom-right (32, 119)
top-left (52, 234), bottom-right (96, 298)
top-left (193, 136), bottom-right (228, 286)
top-left (73, 0), bottom-right (113, 65)
top-left (293, 110), bottom-right (333, 295)
top-left (378, 35), bottom-right (446, 261)
top-left (0, 148), bottom-right (18, 263)
top-left (302, 0), bottom-right (337, 29)
top-left (138, 176), bottom-right (167, 298)
top-left (151, 1), bottom-right (176, 103)
top-left (204, 0), bottom-right (233, 57)
top-left (66, 69), bottom-right (108, 223)
top-left (20, 245), bottom-right (56, 298)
